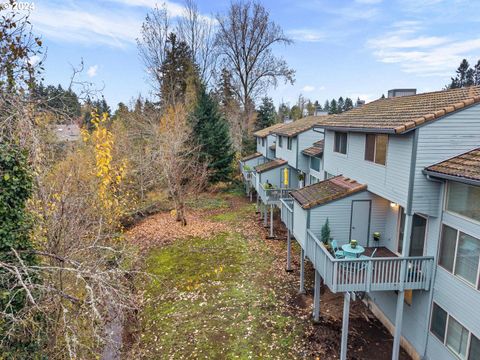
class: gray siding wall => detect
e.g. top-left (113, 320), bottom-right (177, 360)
top-left (293, 201), bottom-right (307, 247)
top-left (413, 104), bottom-right (480, 216)
top-left (307, 191), bottom-right (389, 247)
top-left (323, 130), bottom-right (413, 207)
top-left (244, 156), bottom-right (264, 169)
top-left (259, 167), bottom-right (282, 188)
top-left (256, 137), bottom-right (267, 157)
top-left (297, 129), bottom-right (324, 173)
top-left (276, 135), bottom-right (298, 168)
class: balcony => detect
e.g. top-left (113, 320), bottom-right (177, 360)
top-left (280, 198), bottom-right (293, 232)
top-left (305, 230), bottom-right (434, 293)
top-left (258, 185), bottom-right (294, 206)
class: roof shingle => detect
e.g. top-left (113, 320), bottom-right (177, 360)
top-left (302, 140), bottom-right (324, 157)
top-left (254, 159), bottom-right (287, 173)
top-left (253, 123), bottom-right (285, 138)
top-left (273, 116), bottom-right (328, 137)
top-left (290, 176), bottom-right (367, 209)
top-left (316, 86), bottom-right (480, 134)
top-left (424, 147), bottom-right (480, 184)
top-left (241, 152), bottom-right (263, 162)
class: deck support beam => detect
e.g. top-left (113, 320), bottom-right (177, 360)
top-left (263, 203), bottom-right (268, 227)
top-left (286, 230), bottom-right (292, 272)
top-left (392, 290), bottom-right (405, 360)
top-left (340, 292), bottom-right (351, 360)
top-left (269, 204), bottom-right (274, 238)
top-left (313, 270), bottom-right (321, 322)
top-left (299, 248), bottom-right (305, 294)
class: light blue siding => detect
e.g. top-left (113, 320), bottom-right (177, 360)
top-left (243, 156), bottom-right (264, 169)
top-left (413, 104), bottom-right (480, 215)
top-left (293, 201), bottom-right (307, 247)
top-left (307, 190), bottom-right (388, 247)
top-left (323, 130), bottom-right (413, 207)
top-left (297, 129), bottom-right (324, 173)
top-left (259, 167), bottom-right (282, 188)
top-left (275, 135), bottom-right (298, 168)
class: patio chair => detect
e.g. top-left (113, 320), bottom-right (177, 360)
top-left (331, 240), bottom-right (345, 259)
top-left (359, 248), bottom-right (377, 260)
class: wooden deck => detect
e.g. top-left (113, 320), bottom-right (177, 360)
top-left (363, 246), bottom-right (397, 258)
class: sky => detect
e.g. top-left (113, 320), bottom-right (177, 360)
top-left (12, 0), bottom-right (480, 109)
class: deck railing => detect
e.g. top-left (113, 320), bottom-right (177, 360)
top-left (305, 230), bottom-right (434, 293)
top-left (280, 198), bottom-right (294, 232)
top-left (258, 185), bottom-right (294, 205)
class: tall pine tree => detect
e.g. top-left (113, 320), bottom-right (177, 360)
top-left (191, 86), bottom-right (234, 183)
top-left (255, 97), bottom-right (277, 130)
top-left (344, 97), bottom-right (354, 112)
top-left (329, 99), bottom-right (338, 114)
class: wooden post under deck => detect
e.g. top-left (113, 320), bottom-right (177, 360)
top-left (264, 203), bottom-right (268, 227)
top-left (340, 292), bottom-right (351, 360)
top-left (269, 204), bottom-right (274, 238)
top-left (299, 248), bottom-right (305, 294)
top-left (392, 290), bottom-right (405, 360)
top-left (313, 270), bottom-right (321, 322)
top-left (286, 230), bottom-right (292, 272)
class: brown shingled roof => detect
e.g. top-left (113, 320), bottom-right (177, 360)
top-left (253, 123), bottom-right (286, 138)
top-left (424, 147), bottom-right (480, 184)
top-left (254, 159), bottom-right (287, 173)
top-left (290, 176), bottom-right (367, 209)
top-left (316, 86), bottom-right (480, 134)
top-left (273, 116), bottom-right (328, 137)
top-left (241, 152), bottom-right (263, 162)
top-left (302, 140), bottom-right (324, 157)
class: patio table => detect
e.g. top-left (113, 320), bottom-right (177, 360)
top-left (342, 244), bottom-right (365, 258)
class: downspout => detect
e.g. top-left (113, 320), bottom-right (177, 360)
top-left (421, 177), bottom-right (445, 359)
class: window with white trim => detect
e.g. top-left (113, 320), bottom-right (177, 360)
top-left (310, 157), bottom-right (320, 172)
top-left (278, 136), bottom-right (283, 148)
top-left (287, 137), bottom-right (293, 150)
top-left (261, 138), bottom-right (265, 147)
top-left (430, 302), bottom-right (478, 359)
top-left (365, 134), bottom-right (388, 165)
top-left (446, 181), bottom-right (480, 223)
top-left (439, 224), bottom-right (480, 289)
top-left (334, 132), bottom-right (347, 154)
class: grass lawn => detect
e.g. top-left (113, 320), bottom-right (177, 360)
top-left (132, 194), bottom-right (305, 359)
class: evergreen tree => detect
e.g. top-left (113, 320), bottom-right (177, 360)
top-left (290, 105), bottom-right (302, 120)
top-left (160, 32), bottom-right (199, 109)
top-left (278, 102), bottom-right (290, 122)
top-left (449, 59), bottom-right (473, 88)
top-left (306, 100), bottom-right (315, 116)
top-left (329, 99), bottom-right (338, 114)
top-left (323, 100), bottom-right (330, 113)
top-left (344, 97), bottom-right (354, 112)
top-left (475, 60), bottom-right (480, 86)
top-left (255, 97), bottom-right (277, 130)
top-left (191, 86), bottom-right (234, 183)
top-left (216, 68), bottom-right (237, 108)
top-left (337, 97), bottom-right (345, 114)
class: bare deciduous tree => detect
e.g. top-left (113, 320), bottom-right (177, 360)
top-left (154, 104), bottom-right (208, 226)
top-left (215, 0), bottom-right (295, 119)
top-left (177, 0), bottom-right (218, 86)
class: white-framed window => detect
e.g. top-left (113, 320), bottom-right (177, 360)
top-left (439, 224), bottom-right (480, 289)
top-left (334, 132), bottom-right (347, 154)
top-left (261, 138), bottom-right (265, 147)
top-left (278, 136), bottom-right (283, 148)
top-left (446, 181), bottom-right (480, 224)
top-left (365, 134), bottom-right (388, 165)
top-left (310, 175), bottom-right (319, 184)
top-left (310, 157), bottom-right (320, 172)
top-left (257, 138), bottom-right (261, 145)
top-left (430, 302), bottom-right (479, 359)
top-left (287, 137), bottom-right (293, 150)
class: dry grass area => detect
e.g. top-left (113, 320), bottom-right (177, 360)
top-left (126, 185), bottom-right (411, 359)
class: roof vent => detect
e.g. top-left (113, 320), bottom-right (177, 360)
top-left (388, 89), bottom-right (417, 98)
top-left (355, 98), bottom-right (365, 107)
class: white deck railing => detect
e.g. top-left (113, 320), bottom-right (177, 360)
top-left (258, 185), bottom-right (294, 206)
top-left (306, 230), bottom-right (434, 293)
top-left (280, 198), bottom-right (294, 232)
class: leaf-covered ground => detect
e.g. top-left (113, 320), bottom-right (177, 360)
top-left (127, 187), bottom-right (411, 359)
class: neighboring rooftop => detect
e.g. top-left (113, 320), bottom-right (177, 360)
top-left (241, 152), bottom-right (263, 162)
top-left (302, 140), bottom-right (324, 157)
top-left (290, 176), bottom-right (367, 209)
top-left (254, 159), bottom-right (287, 173)
top-left (424, 147), bottom-right (480, 185)
top-left (253, 123), bottom-right (285, 138)
top-left (315, 86), bottom-right (480, 134)
top-left (51, 124), bottom-right (81, 142)
top-left (273, 115), bottom-right (327, 137)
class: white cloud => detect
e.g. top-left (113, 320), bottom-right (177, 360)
top-left (87, 65), bottom-right (99, 78)
top-left (302, 85), bottom-right (315, 92)
top-left (367, 22), bottom-right (480, 76)
top-left (28, 55), bottom-right (41, 66)
top-left (288, 29), bottom-right (325, 42)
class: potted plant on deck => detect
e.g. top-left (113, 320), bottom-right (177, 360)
top-left (321, 219), bottom-right (332, 251)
